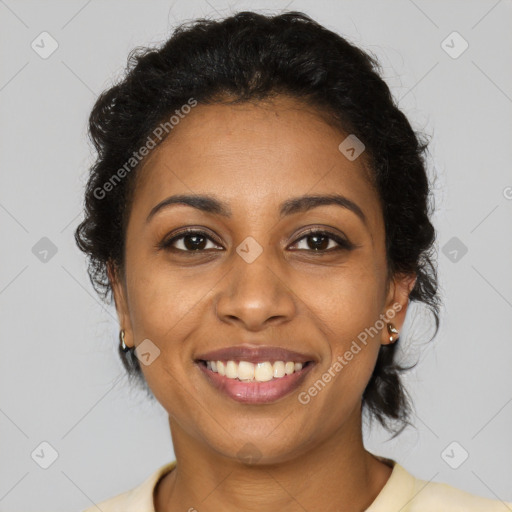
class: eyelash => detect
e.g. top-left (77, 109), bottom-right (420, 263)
top-left (157, 228), bottom-right (355, 254)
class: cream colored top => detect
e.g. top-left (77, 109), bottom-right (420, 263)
top-left (81, 458), bottom-right (512, 511)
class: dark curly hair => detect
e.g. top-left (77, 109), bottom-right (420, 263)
top-left (74, 10), bottom-right (440, 435)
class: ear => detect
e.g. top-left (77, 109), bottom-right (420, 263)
top-left (380, 272), bottom-right (417, 346)
top-left (107, 260), bottom-right (134, 350)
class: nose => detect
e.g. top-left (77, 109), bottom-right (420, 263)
top-left (214, 248), bottom-right (297, 331)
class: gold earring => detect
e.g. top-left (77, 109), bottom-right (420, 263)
top-left (120, 329), bottom-right (131, 352)
top-left (387, 323), bottom-right (399, 343)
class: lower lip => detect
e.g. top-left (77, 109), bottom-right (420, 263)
top-left (196, 362), bottom-right (315, 404)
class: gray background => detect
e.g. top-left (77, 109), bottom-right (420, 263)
top-left (1, 0), bottom-right (511, 510)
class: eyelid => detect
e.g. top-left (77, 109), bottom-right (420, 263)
top-left (157, 227), bottom-right (223, 251)
top-left (158, 225), bottom-right (355, 253)
top-left (289, 227), bottom-right (355, 250)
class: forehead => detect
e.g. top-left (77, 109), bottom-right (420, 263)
top-left (132, 97), bottom-right (382, 230)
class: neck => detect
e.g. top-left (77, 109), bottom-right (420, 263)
top-left (155, 410), bottom-right (393, 512)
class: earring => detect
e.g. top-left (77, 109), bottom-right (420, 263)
top-left (119, 329), bottom-right (131, 352)
top-left (387, 323), bottom-right (399, 343)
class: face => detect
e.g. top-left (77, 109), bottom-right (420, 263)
top-left (109, 96), bottom-right (415, 463)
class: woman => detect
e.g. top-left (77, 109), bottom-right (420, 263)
top-left (75, 11), bottom-right (511, 512)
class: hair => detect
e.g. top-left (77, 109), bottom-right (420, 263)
top-left (75, 10), bottom-right (440, 435)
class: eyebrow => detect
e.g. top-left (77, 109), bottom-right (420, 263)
top-left (146, 193), bottom-right (367, 226)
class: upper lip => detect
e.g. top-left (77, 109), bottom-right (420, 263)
top-left (195, 344), bottom-right (316, 364)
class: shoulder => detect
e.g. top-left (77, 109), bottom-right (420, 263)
top-left (79, 461), bottom-right (177, 512)
top-left (409, 478), bottom-right (512, 512)
top-left (367, 458), bottom-right (511, 512)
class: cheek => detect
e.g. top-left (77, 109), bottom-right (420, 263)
top-left (306, 265), bottom-right (384, 347)
top-left (303, 268), bottom-right (383, 393)
top-left (123, 262), bottom-right (219, 401)
top-left (125, 261), bottom-right (212, 341)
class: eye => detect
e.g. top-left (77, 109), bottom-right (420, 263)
top-left (157, 228), bottom-right (355, 254)
top-left (289, 229), bottom-right (355, 253)
top-left (158, 228), bottom-right (223, 252)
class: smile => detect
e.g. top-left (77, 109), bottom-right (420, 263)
top-left (195, 359), bottom-right (315, 403)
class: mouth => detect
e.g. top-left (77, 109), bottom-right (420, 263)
top-left (194, 345), bottom-right (316, 404)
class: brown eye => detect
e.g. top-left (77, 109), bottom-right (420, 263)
top-left (290, 230), bottom-right (355, 253)
top-left (159, 229), bottom-right (223, 252)
top-left (157, 228), bottom-right (355, 255)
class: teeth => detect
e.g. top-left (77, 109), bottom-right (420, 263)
top-left (238, 361), bottom-right (255, 381)
top-left (204, 359), bottom-right (308, 382)
top-left (225, 360), bottom-right (238, 379)
top-left (273, 361), bottom-right (285, 378)
top-left (254, 362), bottom-right (274, 382)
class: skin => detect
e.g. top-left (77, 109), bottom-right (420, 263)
top-left (108, 95), bottom-right (416, 512)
